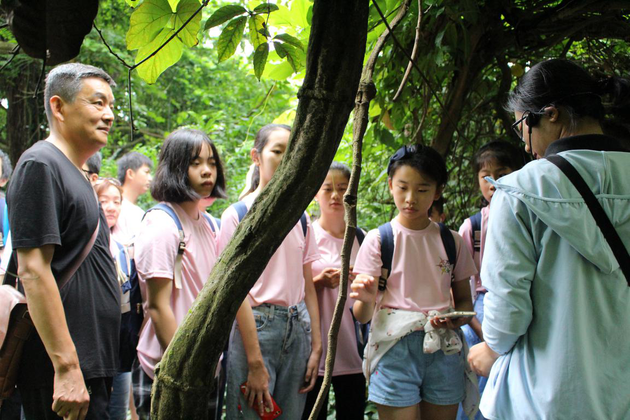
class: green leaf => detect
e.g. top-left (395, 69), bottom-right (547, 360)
top-left (253, 42), bottom-right (269, 80)
top-left (127, 0), bottom-right (173, 50)
top-left (273, 33), bottom-right (304, 51)
top-left (127, 0), bottom-right (201, 51)
top-left (253, 3), bottom-right (279, 14)
top-left (217, 16), bottom-right (247, 62)
top-left (204, 5), bottom-right (247, 30)
top-left (273, 41), bottom-right (287, 58)
top-left (249, 15), bottom-right (267, 49)
top-left (126, 0), bottom-right (144, 7)
top-left (167, 0), bottom-right (180, 12)
top-left (135, 29), bottom-right (184, 84)
top-left (280, 43), bottom-right (302, 72)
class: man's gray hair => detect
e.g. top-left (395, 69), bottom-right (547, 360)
top-left (44, 63), bottom-right (116, 124)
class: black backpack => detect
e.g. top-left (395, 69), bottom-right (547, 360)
top-left (117, 203), bottom-right (218, 372)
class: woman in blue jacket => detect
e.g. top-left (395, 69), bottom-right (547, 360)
top-left (468, 59), bottom-right (630, 420)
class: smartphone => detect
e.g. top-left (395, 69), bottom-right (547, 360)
top-left (436, 311), bottom-right (477, 320)
top-left (240, 382), bottom-right (282, 420)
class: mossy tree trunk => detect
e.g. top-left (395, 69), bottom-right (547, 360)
top-left (150, 1), bottom-right (369, 418)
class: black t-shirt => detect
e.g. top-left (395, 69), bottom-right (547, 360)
top-left (7, 141), bottom-right (120, 383)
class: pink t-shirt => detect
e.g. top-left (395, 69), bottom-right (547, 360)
top-left (311, 221), bottom-right (363, 376)
top-left (353, 220), bottom-right (477, 313)
top-left (218, 194), bottom-right (320, 307)
top-left (458, 205), bottom-right (490, 293)
top-left (135, 202), bottom-right (218, 378)
top-left (113, 199), bottom-right (145, 246)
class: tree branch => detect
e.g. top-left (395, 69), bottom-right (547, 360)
top-left (393, 0), bottom-right (423, 102)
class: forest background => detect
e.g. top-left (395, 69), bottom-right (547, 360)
top-left (1, 1), bottom-right (629, 418)
top-left (2, 0), bottom-right (627, 230)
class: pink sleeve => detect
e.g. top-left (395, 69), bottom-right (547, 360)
top-left (352, 229), bottom-right (382, 278)
top-left (134, 210), bottom-right (179, 281)
top-left (218, 205), bottom-right (239, 254)
top-left (452, 231), bottom-right (478, 282)
top-left (302, 214), bottom-right (321, 265)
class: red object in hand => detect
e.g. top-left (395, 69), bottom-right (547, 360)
top-left (240, 382), bottom-right (282, 420)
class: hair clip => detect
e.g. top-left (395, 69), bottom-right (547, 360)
top-left (387, 144), bottom-right (420, 175)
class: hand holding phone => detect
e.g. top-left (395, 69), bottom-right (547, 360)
top-left (240, 382), bottom-right (282, 420)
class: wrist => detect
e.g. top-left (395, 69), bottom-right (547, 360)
top-left (247, 358), bottom-right (266, 370)
top-left (51, 350), bottom-right (80, 373)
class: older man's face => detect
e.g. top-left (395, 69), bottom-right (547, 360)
top-left (61, 77), bottom-right (115, 148)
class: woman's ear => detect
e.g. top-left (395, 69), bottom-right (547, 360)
top-left (544, 106), bottom-right (560, 123)
top-left (250, 148), bottom-right (260, 166)
top-left (387, 177), bottom-right (393, 192)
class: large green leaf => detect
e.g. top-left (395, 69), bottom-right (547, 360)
top-left (204, 5), bottom-right (247, 30)
top-left (249, 15), bottom-right (267, 49)
top-left (262, 60), bottom-right (293, 80)
top-left (135, 29), bottom-right (184, 84)
top-left (253, 42), bottom-right (269, 80)
top-left (127, 0), bottom-right (173, 50)
top-left (253, 3), bottom-right (279, 14)
top-left (273, 33), bottom-right (303, 51)
top-left (217, 16), bottom-right (247, 62)
top-left (127, 0), bottom-right (201, 51)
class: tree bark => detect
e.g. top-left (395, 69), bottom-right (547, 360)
top-left (307, 0), bottom-right (411, 417)
top-left (150, 1), bottom-right (369, 418)
top-left (2, 61), bottom-right (44, 165)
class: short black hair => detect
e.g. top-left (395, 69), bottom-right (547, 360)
top-left (151, 128), bottom-right (227, 203)
top-left (86, 152), bottom-right (102, 175)
top-left (473, 141), bottom-right (526, 175)
top-left (0, 149), bottom-right (13, 181)
top-left (388, 144), bottom-right (448, 187)
top-left (117, 151), bottom-right (153, 185)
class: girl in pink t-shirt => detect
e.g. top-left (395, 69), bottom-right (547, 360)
top-left (219, 124), bottom-right (322, 420)
top-left (456, 141), bottom-right (524, 420)
top-left (132, 128), bottom-right (227, 419)
top-left (302, 162), bottom-right (366, 420)
top-left (351, 145), bottom-right (477, 420)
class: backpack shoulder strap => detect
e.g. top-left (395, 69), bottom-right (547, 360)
top-left (233, 201), bottom-right (248, 223)
top-left (300, 213), bottom-right (307, 237)
top-left (145, 203), bottom-right (185, 289)
top-left (547, 154), bottom-right (630, 285)
top-left (202, 213), bottom-right (215, 233)
top-left (469, 211), bottom-right (482, 252)
top-left (114, 240), bottom-right (129, 277)
top-left (438, 222), bottom-right (457, 278)
top-left (377, 222), bottom-right (394, 291)
top-left (355, 227), bottom-right (366, 245)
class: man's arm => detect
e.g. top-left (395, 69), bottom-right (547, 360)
top-left (17, 245), bottom-right (89, 420)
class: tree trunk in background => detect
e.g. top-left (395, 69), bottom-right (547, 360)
top-left (150, 1), bottom-right (369, 418)
top-left (3, 61), bottom-right (44, 166)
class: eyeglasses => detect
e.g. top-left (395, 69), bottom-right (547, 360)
top-left (94, 177), bottom-right (122, 187)
top-left (511, 112), bottom-right (530, 141)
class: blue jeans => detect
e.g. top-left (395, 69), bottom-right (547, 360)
top-left (458, 292), bottom-right (487, 420)
top-left (226, 301), bottom-right (312, 419)
top-left (108, 371), bottom-right (131, 420)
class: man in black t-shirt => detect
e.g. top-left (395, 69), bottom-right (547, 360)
top-left (7, 63), bottom-right (119, 420)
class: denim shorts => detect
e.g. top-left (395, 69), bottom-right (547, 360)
top-left (226, 301), bottom-right (312, 419)
top-left (369, 330), bottom-right (465, 407)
